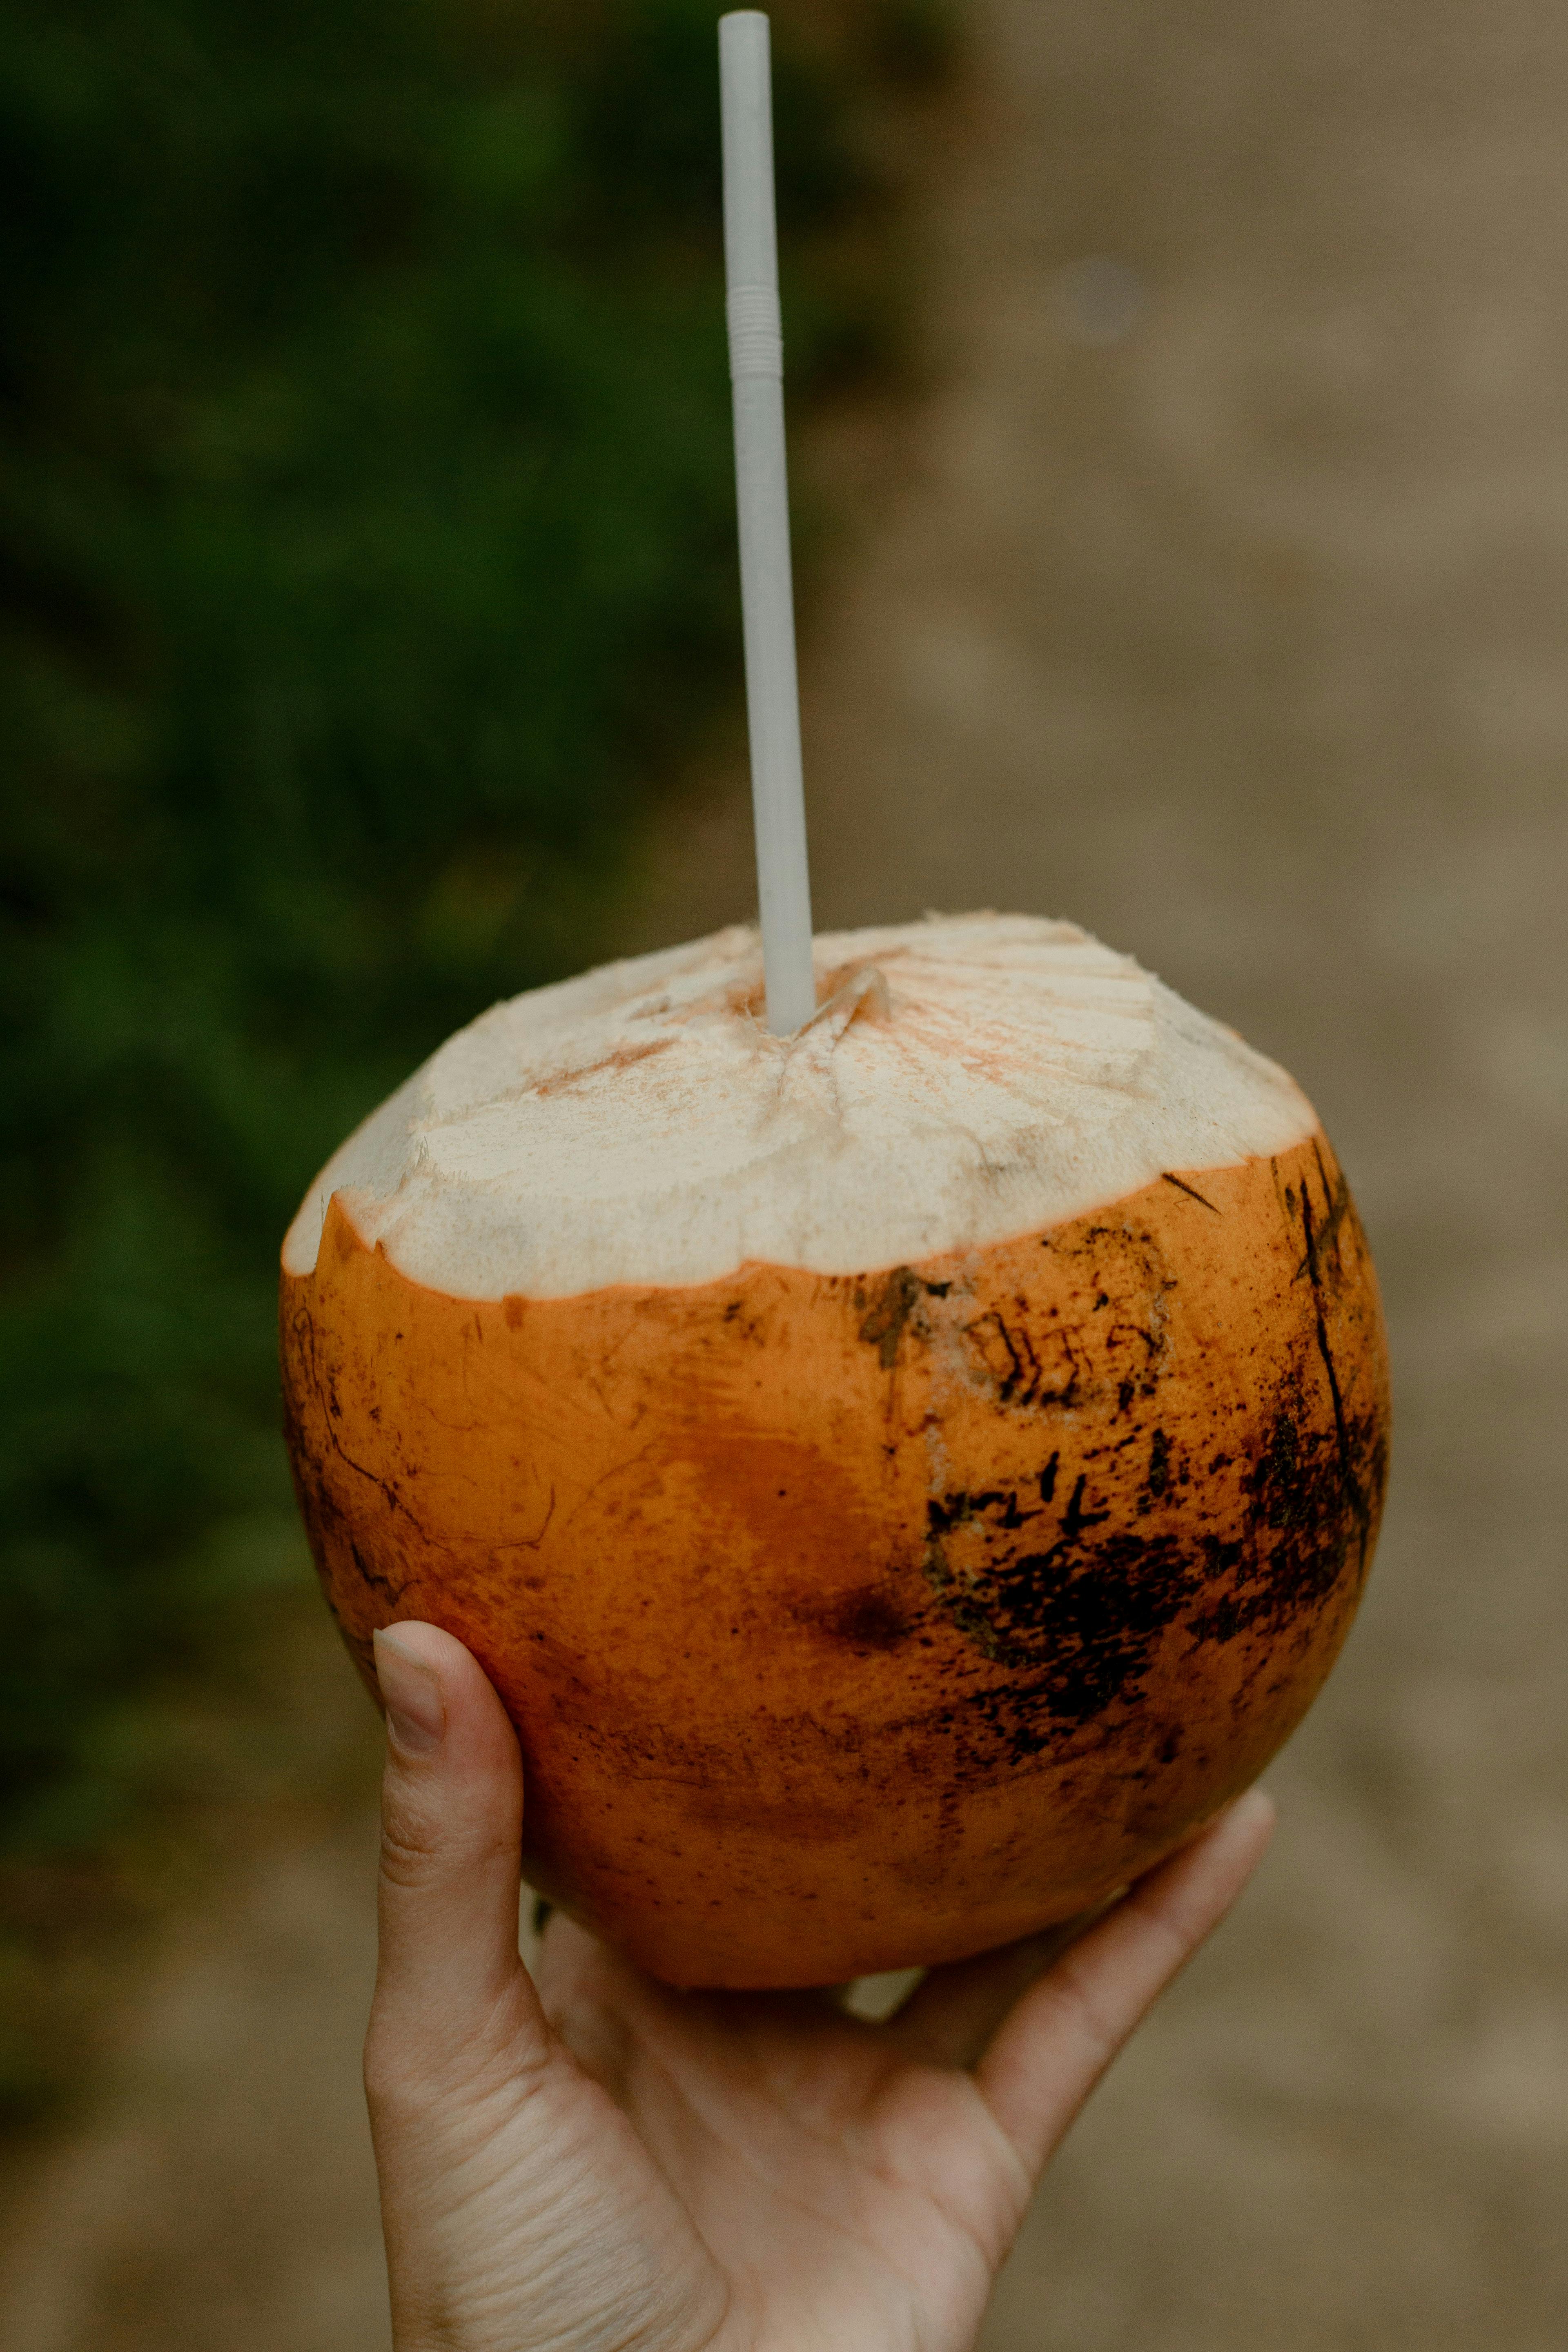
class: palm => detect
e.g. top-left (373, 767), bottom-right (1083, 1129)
top-left (535, 1920), bottom-right (1040, 2351)
top-left (365, 1625), bottom-right (1273, 2352)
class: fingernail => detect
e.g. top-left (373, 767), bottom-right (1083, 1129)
top-left (1217, 1786), bottom-right (1278, 1845)
top-left (373, 1629), bottom-right (445, 1755)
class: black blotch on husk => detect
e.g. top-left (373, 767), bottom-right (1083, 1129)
top-left (922, 1384), bottom-right (1386, 1762)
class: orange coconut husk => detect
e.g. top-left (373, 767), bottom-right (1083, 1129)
top-left (281, 1127), bottom-right (1387, 1987)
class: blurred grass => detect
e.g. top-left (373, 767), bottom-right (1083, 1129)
top-left (0, 0), bottom-right (955, 2116)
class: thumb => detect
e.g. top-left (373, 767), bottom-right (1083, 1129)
top-left (368, 1621), bottom-right (542, 2084)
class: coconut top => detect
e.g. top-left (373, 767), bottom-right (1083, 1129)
top-left (282, 914), bottom-right (1317, 1299)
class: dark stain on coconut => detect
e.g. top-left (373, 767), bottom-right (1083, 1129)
top-left (284, 1298), bottom-right (427, 1536)
top-left (859, 1267), bottom-right (952, 1368)
top-left (923, 1476), bottom-right (1200, 1718)
top-left (859, 1267), bottom-right (922, 1368)
top-left (349, 1539), bottom-right (408, 1607)
top-left (800, 1582), bottom-right (915, 1652)
top-left (1298, 1140), bottom-right (1354, 1288)
top-left (1185, 1393), bottom-right (1384, 1646)
top-left (922, 1367), bottom-right (1385, 1760)
top-left (1295, 1166), bottom-right (1376, 1564)
top-left (965, 1308), bottom-right (1079, 1410)
top-left (1162, 1172), bottom-right (1221, 1213)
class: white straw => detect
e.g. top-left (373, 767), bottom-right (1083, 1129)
top-left (719, 10), bottom-right (815, 1036)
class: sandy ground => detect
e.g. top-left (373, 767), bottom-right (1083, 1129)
top-left (4, 0), bottom-right (1568, 2343)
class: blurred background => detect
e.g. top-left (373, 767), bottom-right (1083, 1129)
top-left (2, 0), bottom-right (1566, 2345)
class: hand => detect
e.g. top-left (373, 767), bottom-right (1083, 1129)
top-left (366, 1621), bottom-right (1274, 2352)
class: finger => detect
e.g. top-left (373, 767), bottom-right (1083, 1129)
top-left (368, 1623), bottom-right (544, 2085)
top-left (976, 1789), bottom-right (1276, 2180)
top-left (881, 1903), bottom-right (1111, 2071)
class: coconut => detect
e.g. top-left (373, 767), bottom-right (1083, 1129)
top-left (280, 913), bottom-right (1389, 1987)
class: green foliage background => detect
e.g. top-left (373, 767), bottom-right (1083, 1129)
top-left (0, 0), bottom-right (942, 1869)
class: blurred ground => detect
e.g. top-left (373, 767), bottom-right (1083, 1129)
top-left (4, 0), bottom-right (1567, 2343)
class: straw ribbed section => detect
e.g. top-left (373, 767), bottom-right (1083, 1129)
top-left (726, 282), bottom-right (784, 380)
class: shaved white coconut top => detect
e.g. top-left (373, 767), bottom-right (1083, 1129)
top-left (283, 915), bottom-right (1316, 1299)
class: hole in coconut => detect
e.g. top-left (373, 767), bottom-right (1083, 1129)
top-left (795, 963), bottom-right (892, 1042)
top-left (734, 961), bottom-right (892, 1037)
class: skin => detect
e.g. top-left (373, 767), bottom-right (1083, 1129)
top-left (368, 1619), bottom-right (1276, 2352)
top-left (286, 1136), bottom-right (1385, 1986)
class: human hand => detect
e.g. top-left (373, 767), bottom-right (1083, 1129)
top-left (366, 1621), bottom-right (1274, 2352)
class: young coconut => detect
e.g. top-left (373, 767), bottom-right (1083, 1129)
top-left (281, 913), bottom-right (1388, 1987)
